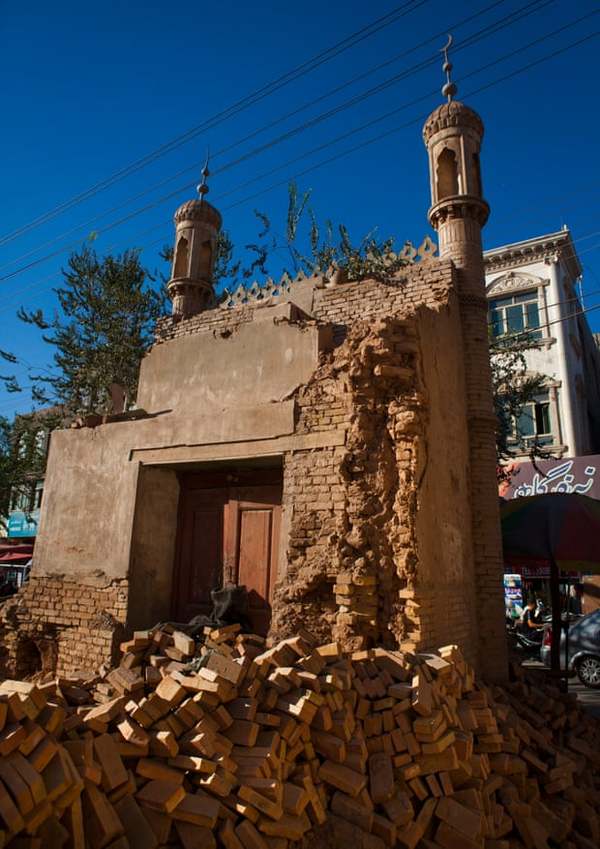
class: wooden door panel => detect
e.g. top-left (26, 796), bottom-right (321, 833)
top-left (229, 485), bottom-right (282, 635)
top-left (172, 489), bottom-right (226, 622)
top-left (186, 506), bottom-right (222, 606)
top-left (238, 507), bottom-right (273, 601)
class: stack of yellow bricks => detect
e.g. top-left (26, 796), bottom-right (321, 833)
top-left (0, 623), bottom-right (598, 849)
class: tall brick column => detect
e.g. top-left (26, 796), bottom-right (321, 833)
top-left (423, 97), bottom-right (508, 681)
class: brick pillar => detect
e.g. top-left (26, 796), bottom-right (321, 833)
top-left (440, 217), bottom-right (507, 681)
top-left (423, 100), bottom-right (508, 681)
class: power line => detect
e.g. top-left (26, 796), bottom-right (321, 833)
top-left (1, 24), bottom-right (598, 313)
top-left (494, 296), bottom-right (600, 345)
top-left (0, 0), bottom-right (554, 279)
top-left (1, 1), bottom-right (584, 285)
top-left (220, 25), bottom-right (600, 213)
top-left (5, 254), bottom-right (600, 411)
top-left (0, 0), bottom-right (517, 274)
top-left (488, 277), bottom-right (600, 330)
top-left (0, 0), bottom-right (428, 249)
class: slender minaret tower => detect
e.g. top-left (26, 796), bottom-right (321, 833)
top-left (167, 156), bottom-right (222, 318)
top-left (423, 38), bottom-right (507, 681)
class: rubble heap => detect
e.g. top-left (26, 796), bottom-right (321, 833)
top-left (0, 624), bottom-right (598, 849)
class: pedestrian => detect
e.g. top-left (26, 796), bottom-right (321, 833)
top-left (521, 597), bottom-right (544, 633)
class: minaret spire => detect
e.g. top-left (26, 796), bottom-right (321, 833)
top-left (197, 150), bottom-right (210, 203)
top-left (166, 148), bottom-right (222, 319)
top-left (441, 34), bottom-right (457, 102)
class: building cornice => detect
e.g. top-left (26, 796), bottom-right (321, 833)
top-left (484, 229), bottom-right (582, 280)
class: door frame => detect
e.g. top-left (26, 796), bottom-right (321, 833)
top-left (170, 465), bottom-right (283, 621)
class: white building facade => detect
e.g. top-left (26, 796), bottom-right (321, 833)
top-left (484, 228), bottom-right (600, 459)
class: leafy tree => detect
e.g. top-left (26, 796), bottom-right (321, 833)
top-left (0, 417), bottom-right (18, 530)
top-left (0, 410), bottom-right (61, 531)
top-left (18, 247), bottom-right (166, 416)
top-left (490, 333), bottom-right (547, 478)
top-left (225, 183), bottom-right (410, 285)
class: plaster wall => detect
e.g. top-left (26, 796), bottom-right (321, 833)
top-left (128, 465), bottom-right (180, 629)
top-left (137, 316), bottom-right (327, 413)
top-left (414, 299), bottom-right (478, 658)
top-left (34, 425), bottom-right (141, 582)
top-left (33, 312), bottom-right (328, 584)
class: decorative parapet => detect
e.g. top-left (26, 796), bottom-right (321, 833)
top-left (219, 236), bottom-right (438, 309)
top-left (483, 229), bottom-right (582, 279)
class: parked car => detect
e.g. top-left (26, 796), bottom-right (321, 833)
top-left (541, 609), bottom-right (600, 688)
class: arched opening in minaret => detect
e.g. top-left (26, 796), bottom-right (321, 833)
top-left (436, 148), bottom-right (458, 198)
top-left (174, 236), bottom-right (189, 278)
top-left (200, 240), bottom-right (213, 275)
top-left (472, 153), bottom-right (483, 196)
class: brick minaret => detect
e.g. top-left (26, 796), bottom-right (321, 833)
top-left (422, 43), bottom-right (508, 680)
top-left (167, 157), bottom-right (222, 318)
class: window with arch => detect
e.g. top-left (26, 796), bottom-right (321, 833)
top-left (472, 153), bottom-right (482, 196)
top-left (174, 236), bottom-right (189, 278)
top-left (200, 239), bottom-right (212, 273)
top-left (436, 147), bottom-right (459, 198)
top-left (489, 290), bottom-right (542, 340)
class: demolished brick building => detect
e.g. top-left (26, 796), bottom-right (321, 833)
top-left (0, 87), bottom-right (508, 683)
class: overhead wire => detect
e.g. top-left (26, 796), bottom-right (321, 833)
top-left (0, 0), bottom-right (519, 274)
top-left (4, 11), bottom-right (600, 411)
top-left (0, 0), bottom-right (429, 248)
top-left (5, 258), bottom-right (600, 412)
top-left (218, 17), bottom-right (600, 213)
top-left (0, 0), bottom-right (557, 281)
top-left (0, 20), bottom-right (598, 316)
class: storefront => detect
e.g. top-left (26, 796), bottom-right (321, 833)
top-left (0, 543), bottom-right (33, 593)
top-left (502, 455), bottom-right (600, 614)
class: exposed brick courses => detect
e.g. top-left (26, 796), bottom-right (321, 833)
top-left (0, 576), bottom-right (127, 677)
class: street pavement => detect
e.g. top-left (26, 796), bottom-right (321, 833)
top-left (568, 679), bottom-right (600, 718)
top-left (522, 659), bottom-right (600, 718)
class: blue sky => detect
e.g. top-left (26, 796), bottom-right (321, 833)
top-left (1, 0), bottom-right (599, 418)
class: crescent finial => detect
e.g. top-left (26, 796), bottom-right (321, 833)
top-left (441, 33), bottom-right (453, 59)
top-left (440, 34), bottom-right (457, 102)
top-left (197, 148), bottom-right (210, 201)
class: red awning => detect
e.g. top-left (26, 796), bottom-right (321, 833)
top-left (0, 552), bottom-right (32, 563)
top-left (0, 544), bottom-right (33, 563)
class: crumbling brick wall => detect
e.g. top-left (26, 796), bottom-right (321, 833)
top-left (272, 316), bottom-right (427, 654)
top-left (0, 576), bottom-right (127, 678)
top-left (8, 255), bottom-right (502, 676)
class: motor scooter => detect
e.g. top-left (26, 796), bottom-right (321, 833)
top-left (513, 613), bottom-right (552, 658)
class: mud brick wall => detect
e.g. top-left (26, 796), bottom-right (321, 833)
top-left (311, 260), bottom-right (454, 327)
top-left (154, 304), bottom-right (255, 343)
top-left (8, 256), bottom-right (503, 677)
top-left (152, 258), bottom-right (492, 670)
top-left (0, 577), bottom-right (128, 678)
top-left (153, 260), bottom-right (454, 345)
top-left (272, 315), bottom-right (428, 655)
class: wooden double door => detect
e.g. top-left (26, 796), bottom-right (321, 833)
top-left (171, 469), bottom-right (282, 635)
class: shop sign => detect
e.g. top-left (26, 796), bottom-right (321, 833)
top-left (501, 456), bottom-right (600, 500)
top-left (7, 510), bottom-right (39, 538)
